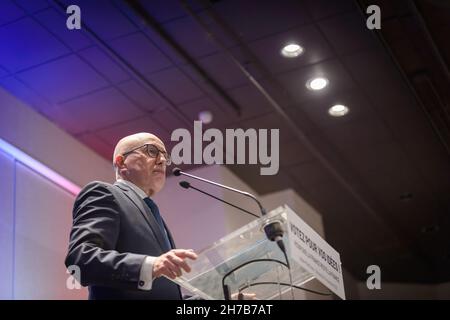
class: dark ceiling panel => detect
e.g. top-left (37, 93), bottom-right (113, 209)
top-left (34, 7), bottom-right (93, 52)
top-left (345, 51), bottom-right (425, 124)
top-left (14, 0), bottom-right (50, 14)
top-left (178, 96), bottom-right (232, 128)
top-left (117, 79), bottom-right (171, 111)
top-left (287, 161), bottom-right (331, 187)
top-left (51, 87), bottom-right (144, 134)
top-left (95, 114), bottom-right (169, 147)
top-left (296, 89), bottom-right (378, 129)
top-left (145, 67), bottom-right (204, 104)
top-left (159, 13), bottom-right (220, 59)
top-left (283, 105), bottom-right (320, 137)
top-left (248, 24), bottom-right (334, 75)
top-left (0, 66), bottom-right (9, 78)
top-left (403, 135), bottom-right (450, 187)
top-left (138, 0), bottom-right (190, 24)
top-left (322, 117), bottom-right (393, 151)
top-left (383, 104), bottom-right (436, 143)
top-left (278, 139), bottom-right (315, 167)
top-left (277, 59), bottom-right (356, 105)
top-left (17, 54), bottom-right (108, 103)
top-left (78, 46), bottom-right (131, 84)
top-left (340, 142), bottom-right (408, 176)
top-left (196, 52), bottom-right (249, 89)
top-left (63, 0), bottom-right (137, 40)
top-left (110, 32), bottom-right (173, 74)
top-left (0, 0), bottom-right (25, 25)
top-left (225, 84), bottom-right (273, 119)
top-left (304, 0), bottom-right (357, 21)
top-left (148, 107), bottom-right (188, 134)
top-left (362, 170), bottom-right (439, 224)
top-left (317, 10), bottom-right (379, 56)
top-left (211, 0), bottom-right (311, 41)
top-left (0, 17), bottom-right (69, 72)
top-left (236, 111), bottom-right (296, 143)
top-left (343, 50), bottom-right (417, 116)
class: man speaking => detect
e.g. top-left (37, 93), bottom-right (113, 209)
top-left (65, 132), bottom-right (197, 300)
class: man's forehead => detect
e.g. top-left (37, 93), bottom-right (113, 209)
top-left (144, 136), bottom-right (165, 148)
top-left (117, 133), bottom-right (165, 152)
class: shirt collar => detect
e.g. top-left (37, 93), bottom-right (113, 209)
top-left (117, 179), bottom-right (148, 200)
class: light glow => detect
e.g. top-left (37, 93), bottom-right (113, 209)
top-left (281, 43), bottom-right (304, 58)
top-left (328, 104), bottom-right (349, 117)
top-left (306, 77), bottom-right (329, 91)
top-left (0, 138), bottom-right (81, 195)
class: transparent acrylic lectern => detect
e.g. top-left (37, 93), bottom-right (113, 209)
top-left (171, 206), bottom-right (317, 300)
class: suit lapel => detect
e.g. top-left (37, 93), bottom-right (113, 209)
top-left (114, 181), bottom-right (169, 251)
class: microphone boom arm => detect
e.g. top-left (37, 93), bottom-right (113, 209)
top-left (181, 182), bottom-right (260, 219)
top-left (179, 171), bottom-right (267, 216)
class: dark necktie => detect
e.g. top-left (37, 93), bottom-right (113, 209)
top-left (143, 197), bottom-right (172, 249)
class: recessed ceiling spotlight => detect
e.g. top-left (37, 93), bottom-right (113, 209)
top-left (198, 110), bottom-right (213, 124)
top-left (328, 104), bottom-right (349, 117)
top-left (281, 43), bottom-right (304, 58)
top-left (306, 77), bottom-right (329, 91)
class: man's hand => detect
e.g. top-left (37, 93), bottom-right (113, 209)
top-left (153, 249), bottom-right (198, 280)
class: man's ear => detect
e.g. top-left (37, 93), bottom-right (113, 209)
top-left (115, 155), bottom-right (125, 168)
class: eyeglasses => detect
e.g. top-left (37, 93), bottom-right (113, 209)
top-left (122, 143), bottom-right (171, 166)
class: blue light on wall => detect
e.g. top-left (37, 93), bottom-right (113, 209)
top-left (0, 138), bottom-right (81, 195)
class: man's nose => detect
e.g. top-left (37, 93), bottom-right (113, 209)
top-left (156, 152), bottom-right (168, 165)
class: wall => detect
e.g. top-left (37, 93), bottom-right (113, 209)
top-left (0, 88), bottom-right (113, 188)
top-left (0, 88), bottom-right (113, 299)
top-left (341, 268), bottom-right (362, 300)
top-left (0, 151), bottom-right (15, 299)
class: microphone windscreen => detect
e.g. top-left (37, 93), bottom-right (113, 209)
top-left (179, 181), bottom-right (190, 189)
top-left (172, 167), bottom-right (182, 176)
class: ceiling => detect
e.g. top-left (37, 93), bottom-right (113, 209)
top-left (0, 0), bottom-right (449, 283)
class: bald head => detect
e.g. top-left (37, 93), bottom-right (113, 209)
top-left (113, 132), bottom-right (163, 165)
top-left (113, 132), bottom-right (168, 196)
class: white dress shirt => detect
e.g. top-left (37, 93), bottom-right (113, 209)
top-left (117, 179), bottom-right (158, 291)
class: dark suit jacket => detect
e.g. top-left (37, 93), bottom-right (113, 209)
top-left (65, 180), bottom-right (182, 300)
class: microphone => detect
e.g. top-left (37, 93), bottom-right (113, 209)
top-left (173, 168), bottom-right (285, 245)
top-left (174, 167), bottom-right (292, 298)
top-left (179, 181), bottom-right (259, 219)
top-left (179, 180), bottom-right (190, 189)
top-left (172, 167), bottom-right (266, 216)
